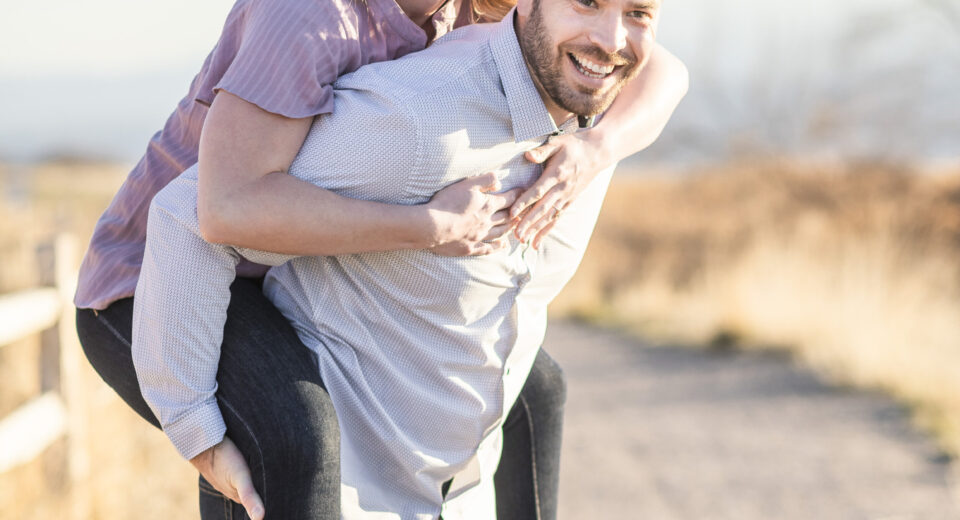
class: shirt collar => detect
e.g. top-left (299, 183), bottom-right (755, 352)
top-left (488, 9), bottom-right (565, 143)
top-left (375, 0), bottom-right (460, 46)
top-left (371, 0), bottom-right (429, 50)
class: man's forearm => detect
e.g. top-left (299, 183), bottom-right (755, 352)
top-left (132, 172), bottom-right (242, 460)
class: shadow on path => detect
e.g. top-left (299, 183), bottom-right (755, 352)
top-left (544, 321), bottom-right (960, 520)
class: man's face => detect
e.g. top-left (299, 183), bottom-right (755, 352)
top-left (517, 0), bottom-right (659, 117)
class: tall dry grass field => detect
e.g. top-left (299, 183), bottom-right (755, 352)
top-left (552, 160), bottom-right (960, 456)
top-left (0, 162), bottom-right (197, 520)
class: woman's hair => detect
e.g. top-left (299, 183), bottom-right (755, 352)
top-left (472, 0), bottom-right (516, 23)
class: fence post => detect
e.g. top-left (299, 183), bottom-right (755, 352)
top-left (55, 234), bottom-right (90, 518)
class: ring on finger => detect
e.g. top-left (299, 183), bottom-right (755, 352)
top-left (551, 204), bottom-right (565, 220)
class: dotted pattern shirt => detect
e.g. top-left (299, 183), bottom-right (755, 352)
top-left (133, 12), bottom-right (616, 520)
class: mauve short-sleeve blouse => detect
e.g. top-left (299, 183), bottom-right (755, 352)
top-left (75, 0), bottom-right (471, 309)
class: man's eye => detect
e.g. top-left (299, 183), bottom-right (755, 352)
top-left (628, 10), bottom-right (651, 19)
top-left (576, 0), bottom-right (598, 8)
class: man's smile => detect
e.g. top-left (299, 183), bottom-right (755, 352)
top-left (567, 52), bottom-right (616, 80)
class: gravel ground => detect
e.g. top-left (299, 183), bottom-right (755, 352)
top-left (544, 321), bottom-right (960, 520)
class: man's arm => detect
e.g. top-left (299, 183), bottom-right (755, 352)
top-left (133, 171), bottom-right (246, 461)
top-left (132, 170), bottom-right (270, 519)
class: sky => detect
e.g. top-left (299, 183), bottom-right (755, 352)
top-left (0, 1), bottom-right (234, 76)
top-left (1, 0), bottom-right (958, 166)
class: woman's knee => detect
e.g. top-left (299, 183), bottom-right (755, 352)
top-left (75, 305), bottom-right (161, 428)
top-left (220, 381), bottom-right (340, 491)
top-left (284, 381), bottom-right (341, 470)
top-left (524, 349), bottom-right (567, 411)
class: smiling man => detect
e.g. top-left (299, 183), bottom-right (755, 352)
top-left (133, 0), bottom-right (664, 518)
top-left (520, 0), bottom-right (655, 118)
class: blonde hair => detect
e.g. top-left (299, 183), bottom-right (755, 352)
top-left (471, 0), bottom-right (516, 23)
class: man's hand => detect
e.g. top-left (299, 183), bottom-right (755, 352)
top-left (190, 436), bottom-right (265, 520)
top-left (427, 172), bottom-right (522, 256)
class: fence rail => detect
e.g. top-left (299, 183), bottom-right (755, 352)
top-left (0, 288), bottom-right (61, 354)
top-left (0, 392), bottom-right (67, 472)
top-left (0, 234), bottom-right (87, 491)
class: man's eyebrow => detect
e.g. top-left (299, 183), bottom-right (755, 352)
top-left (627, 0), bottom-right (660, 9)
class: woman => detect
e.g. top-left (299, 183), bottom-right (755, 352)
top-left (75, 0), bottom-right (687, 518)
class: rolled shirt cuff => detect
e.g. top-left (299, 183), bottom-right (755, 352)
top-left (162, 401), bottom-right (228, 461)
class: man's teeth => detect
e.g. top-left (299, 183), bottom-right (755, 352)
top-left (570, 54), bottom-right (615, 79)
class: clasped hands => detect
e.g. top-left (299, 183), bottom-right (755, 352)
top-left (429, 131), bottom-right (611, 255)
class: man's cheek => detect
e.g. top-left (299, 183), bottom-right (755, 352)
top-left (633, 31), bottom-right (657, 67)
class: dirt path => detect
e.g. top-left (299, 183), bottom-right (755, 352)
top-left (543, 321), bottom-right (960, 520)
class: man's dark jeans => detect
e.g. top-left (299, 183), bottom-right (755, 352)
top-left (75, 278), bottom-right (565, 519)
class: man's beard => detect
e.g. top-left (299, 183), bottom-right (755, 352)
top-left (519, 0), bottom-right (639, 117)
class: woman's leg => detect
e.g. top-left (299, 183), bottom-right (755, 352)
top-left (494, 349), bottom-right (568, 520)
top-left (76, 297), bottom-right (160, 428)
top-left (76, 278), bottom-right (340, 519)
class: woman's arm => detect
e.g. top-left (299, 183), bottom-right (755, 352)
top-left (198, 91), bottom-right (518, 256)
top-left (511, 43), bottom-right (689, 247)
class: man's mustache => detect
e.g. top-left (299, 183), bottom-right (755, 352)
top-left (564, 44), bottom-right (636, 68)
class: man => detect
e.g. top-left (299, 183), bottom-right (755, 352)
top-left (134, 0), bottom-right (661, 517)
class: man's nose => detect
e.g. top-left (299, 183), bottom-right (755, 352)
top-left (587, 10), bottom-right (628, 56)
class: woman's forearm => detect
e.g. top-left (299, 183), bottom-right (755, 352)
top-left (197, 92), bottom-right (438, 255)
top-left (582, 42), bottom-right (689, 162)
top-left (198, 91), bottom-right (512, 257)
top-left (200, 171), bottom-right (435, 256)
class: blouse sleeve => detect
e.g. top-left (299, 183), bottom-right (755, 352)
top-left (200, 0), bottom-right (360, 118)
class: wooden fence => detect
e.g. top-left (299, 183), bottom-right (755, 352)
top-left (0, 235), bottom-right (89, 496)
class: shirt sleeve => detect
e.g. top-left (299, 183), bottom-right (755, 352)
top-left (132, 166), bottom-right (296, 461)
top-left (206, 0), bottom-right (361, 118)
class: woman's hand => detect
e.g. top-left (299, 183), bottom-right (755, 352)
top-left (510, 132), bottom-right (614, 249)
top-left (190, 436), bottom-right (265, 520)
top-left (427, 172), bottom-right (522, 256)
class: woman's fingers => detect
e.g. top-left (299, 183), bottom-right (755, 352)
top-left (469, 235), bottom-right (511, 256)
top-left (515, 188), bottom-right (564, 241)
top-left (532, 219), bottom-right (559, 250)
top-left (524, 140), bottom-right (562, 165)
top-left (483, 222), bottom-right (515, 242)
top-left (513, 138), bottom-right (566, 217)
top-left (490, 208), bottom-right (513, 226)
top-left (511, 175), bottom-right (559, 219)
top-left (474, 171), bottom-right (501, 192)
top-left (489, 187), bottom-right (522, 213)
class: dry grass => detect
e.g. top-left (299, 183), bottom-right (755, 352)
top-left (552, 159), bottom-right (960, 456)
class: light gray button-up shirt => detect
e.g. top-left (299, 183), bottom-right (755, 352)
top-left (133, 11), bottom-right (615, 520)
